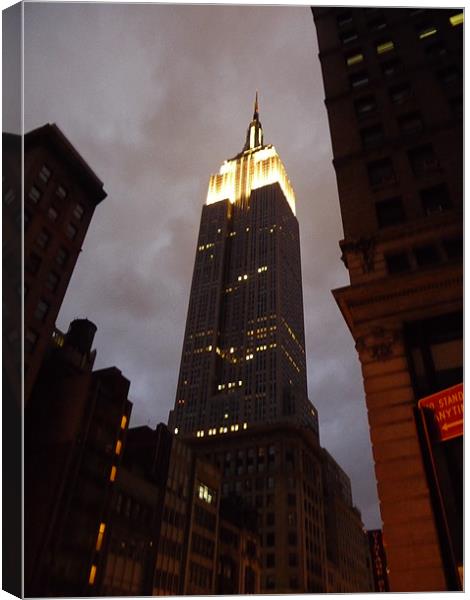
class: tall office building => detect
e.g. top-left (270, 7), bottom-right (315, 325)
top-left (168, 98), bottom-right (373, 594)
top-left (22, 124), bottom-right (107, 403)
top-left (169, 95), bottom-right (318, 438)
top-left (312, 7), bottom-right (463, 591)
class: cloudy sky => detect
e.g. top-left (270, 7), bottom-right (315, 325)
top-left (16, 2), bottom-right (380, 528)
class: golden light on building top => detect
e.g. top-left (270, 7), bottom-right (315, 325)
top-left (206, 93), bottom-right (296, 215)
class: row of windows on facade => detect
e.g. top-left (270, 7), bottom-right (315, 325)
top-left (349, 54), bottom-right (461, 96)
top-left (366, 144), bottom-right (443, 187)
top-left (28, 180), bottom-right (82, 213)
top-left (342, 12), bottom-right (462, 66)
top-left (385, 236), bottom-right (462, 275)
top-left (375, 183), bottom-right (453, 229)
top-left (358, 100), bottom-right (461, 151)
top-left (153, 569), bottom-right (179, 594)
top-left (26, 247), bottom-right (68, 289)
top-left (219, 528), bottom-right (258, 558)
top-left (354, 78), bottom-right (454, 123)
top-left (100, 552), bottom-right (144, 594)
top-left (113, 492), bottom-right (153, 525)
top-left (336, 7), bottom-right (430, 30)
top-left (265, 574), bottom-right (303, 591)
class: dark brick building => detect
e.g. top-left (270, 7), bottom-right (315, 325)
top-left (23, 124), bottom-right (106, 403)
top-left (24, 319), bottom-right (132, 597)
top-left (312, 7), bottom-right (463, 591)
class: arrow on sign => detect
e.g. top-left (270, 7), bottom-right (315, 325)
top-left (442, 419), bottom-right (463, 432)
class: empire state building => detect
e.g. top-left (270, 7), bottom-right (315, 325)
top-left (167, 97), bottom-right (373, 594)
top-left (169, 96), bottom-right (318, 439)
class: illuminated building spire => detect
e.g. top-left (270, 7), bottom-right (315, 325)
top-left (206, 94), bottom-right (296, 215)
top-left (243, 92), bottom-right (263, 151)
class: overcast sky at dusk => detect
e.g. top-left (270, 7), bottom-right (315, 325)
top-left (16, 2), bottom-right (381, 528)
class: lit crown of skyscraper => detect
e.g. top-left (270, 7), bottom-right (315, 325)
top-left (206, 93), bottom-right (296, 215)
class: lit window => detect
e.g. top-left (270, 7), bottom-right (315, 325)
top-left (346, 52), bottom-right (364, 66)
top-left (198, 483), bottom-right (215, 504)
top-left (418, 26), bottom-right (437, 40)
top-left (376, 40), bottom-right (394, 54)
top-left (95, 523), bottom-right (106, 550)
top-left (88, 564), bottom-right (97, 585)
top-left (115, 440), bottom-right (122, 455)
top-left (39, 165), bottom-right (51, 183)
top-left (174, 427), bottom-right (179, 435)
top-left (449, 12), bottom-right (463, 27)
top-left (120, 415), bottom-right (127, 429)
top-left (110, 466), bottom-right (117, 481)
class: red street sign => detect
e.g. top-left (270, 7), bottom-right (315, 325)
top-left (418, 383), bottom-right (463, 442)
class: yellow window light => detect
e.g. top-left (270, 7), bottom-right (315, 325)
top-left (174, 427), bottom-right (179, 435)
top-left (377, 41), bottom-right (394, 54)
top-left (115, 440), bottom-right (122, 455)
top-left (109, 466), bottom-right (117, 482)
top-left (120, 415), bottom-right (127, 430)
top-left (96, 523), bottom-right (106, 551)
top-left (346, 53), bottom-right (364, 66)
top-left (450, 13), bottom-right (463, 26)
top-left (419, 27), bottom-right (437, 39)
top-left (88, 565), bottom-right (97, 585)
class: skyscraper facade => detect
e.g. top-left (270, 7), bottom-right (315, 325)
top-left (312, 7), bottom-right (463, 591)
top-left (168, 99), bottom-right (373, 594)
top-left (169, 97), bottom-right (318, 439)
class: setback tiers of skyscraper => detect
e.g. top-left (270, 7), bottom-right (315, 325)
top-left (168, 98), bottom-right (374, 594)
top-left (168, 96), bottom-right (318, 439)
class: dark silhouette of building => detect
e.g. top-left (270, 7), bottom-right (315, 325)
top-left (96, 424), bottom-right (171, 595)
top-left (367, 529), bottom-right (390, 592)
top-left (312, 7), bottom-right (463, 591)
top-left (24, 319), bottom-right (132, 597)
top-left (167, 97), bottom-right (373, 593)
top-left (23, 123), bottom-right (106, 403)
top-left (92, 422), bottom-right (261, 596)
top-left (2, 131), bottom-right (22, 598)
